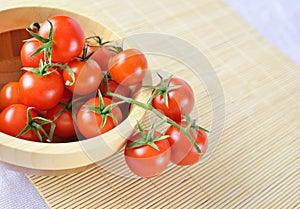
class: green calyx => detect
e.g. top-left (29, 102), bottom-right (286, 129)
top-left (86, 35), bottom-right (123, 54)
top-left (127, 121), bottom-right (169, 151)
top-left (25, 20), bottom-right (54, 62)
top-left (77, 43), bottom-right (95, 62)
top-left (144, 73), bottom-right (182, 107)
top-left (184, 113), bottom-right (209, 139)
top-left (22, 59), bottom-right (52, 76)
top-left (17, 107), bottom-right (56, 142)
top-left (86, 35), bottom-right (109, 46)
top-left (53, 98), bottom-right (73, 122)
top-left (84, 90), bottom-right (123, 131)
top-left (22, 61), bottom-right (75, 86)
top-left (29, 22), bottom-right (42, 31)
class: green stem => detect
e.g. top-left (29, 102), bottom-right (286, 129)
top-left (146, 89), bottom-right (158, 105)
top-left (106, 92), bottom-right (202, 154)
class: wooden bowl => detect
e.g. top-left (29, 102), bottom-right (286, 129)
top-left (0, 7), bottom-right (150, 175)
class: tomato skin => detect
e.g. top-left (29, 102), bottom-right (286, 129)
top-left (124, 131), bottom-right (171, 178)
top-left (46, 104), bottom-right (76, 138)
top-left (20, 40), bottom-right (44, 67)
top-left (50, 135), bottom-right (78, 143)
top-left (152, 78), bottom-right (195, 122)
top-left (109, 49), bottom-right (148, 86)
top-left (0, 82), bottom-right (22, 111)
top-left (165, 122), bottom-right (208, 166)
top-left (60, 88), bottom-right (73, 104)
top-left (38, 15), bottom-right (85, 63)
top-left (100, 79), bottom-right (131, 102)
top-left (76, 97), bottom-right (122, 138)
top-left (19, 70), bottom-right (64, 110)
top-left (63, 59), bottom-right (103, 95)
top-left (87, 45), bottom-right (116, 71)
top-left (0, 104), bottom-right (40, 142)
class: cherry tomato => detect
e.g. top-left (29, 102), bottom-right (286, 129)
top-left (46, 104), bottom-right (76, 138)
top-left (124, 131), bottom-right (171, 178)
top-left (19, 70), bottom-right (64, 110)
top-left (38, 15), bottom-right (85, 63)
top-left (20, 40), bottom-right (44, 67)
top-left (63, 59), bottom-right (102, 95)
top-left (0, 82), bottom-right (22, 111)
top-left (109, 49), bottom-right (148, 86)
top-left (152, 77), bottom-right (195, 122)
top-left (86, 45), bottom-right (116, 71)
top-left (76, 96), bottom-right (122, 138)
top-left (0, 104), bottom-right (40, 142)
top-left (165, 122), bottom-right (208, 166)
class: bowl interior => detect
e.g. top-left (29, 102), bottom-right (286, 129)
top-left (0, 29), bottom-right (28, 88)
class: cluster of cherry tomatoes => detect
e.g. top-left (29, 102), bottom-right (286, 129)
top-left (124, 75), bottom-right (208, 178)
top-left (0, 15), bottom-right (147, 142)
top-left (0, 15), bottom-right (208, 178)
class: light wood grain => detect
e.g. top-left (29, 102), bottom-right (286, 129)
top-left (1, 0), bottom-right (300, 208)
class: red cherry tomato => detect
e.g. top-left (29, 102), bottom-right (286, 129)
top-left (0, 104), bottom-right (40, 142)
top-left (63, 59), bottom-right (102, 95)
top-left (38, 15), bottom-right (85, 63)
top-left (165, 121), bottom-right (208, 166)
top-left (46, 104), bottom-right (76, 138)
top-left (152, 77), bottom-right (195, 122)
top-left (19, 70), bottom-right (64, 110)
top-left (20, 40), bottom-right (44, 67)
top-left (124, 131), bottom-right (171, 178)
top-left (0, 82), bottom-right (22, 111)
top-left (109, 49), bottom-right (148, 86)
top-left (76, 96), bottom-right (122, 138)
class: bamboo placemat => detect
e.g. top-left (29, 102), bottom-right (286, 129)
top-left (3, 0), bottom-right (300, 208)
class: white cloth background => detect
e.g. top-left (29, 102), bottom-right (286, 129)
top-left (0, 0), bottom-right (299, 208)
top-left (225, 0), bottom-right (300, 66)
top-left (0, 168), bottom-right (48, 209)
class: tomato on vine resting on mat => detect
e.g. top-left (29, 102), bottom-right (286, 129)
top-left (0, 82), bottom-right (22, 111)
top-left (109, 48), bottom-right (148, 86)
top-left (148, 74), bottom-right (195, 122)
top-left (165, 120), bottom-right (208, 166)
top-left (124, 122), bottom-right (171, 178)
